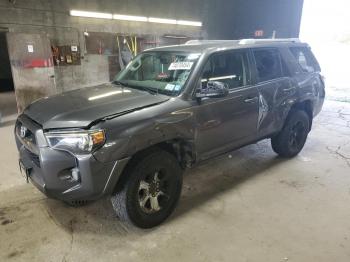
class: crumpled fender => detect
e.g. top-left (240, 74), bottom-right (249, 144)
top-left (93, 104), bottom-right (195, 163)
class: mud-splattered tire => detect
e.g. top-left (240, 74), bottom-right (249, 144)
top-left (111, 149), bottom-right (183, 228)
top-left (271, 110), bottom-right (310, 158)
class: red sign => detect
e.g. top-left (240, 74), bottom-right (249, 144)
top-left (255, 30), bottom-right (264, 37)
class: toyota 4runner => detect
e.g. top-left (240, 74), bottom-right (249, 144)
top-left (15, 39), bottom-right (325, 228)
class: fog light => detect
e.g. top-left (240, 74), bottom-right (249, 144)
top-left (71, 168), bottom-right (80, 182)
top-left (58, 168), bottom-right (80, 182)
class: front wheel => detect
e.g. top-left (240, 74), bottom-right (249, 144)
top-left (271, 110), bottom-right (310, 158)
top-left (111, 149), bottom-right (183, 228)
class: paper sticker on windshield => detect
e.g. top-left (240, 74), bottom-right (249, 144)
top-left (174, 85), bottom-right (181, 91)
top-left (168, 62), bottom-right (193, 71)
top-left (165, 84), bottom-right (175, 91)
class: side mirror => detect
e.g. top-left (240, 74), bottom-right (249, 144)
top-left (196, 81), bottom-right (229, 99)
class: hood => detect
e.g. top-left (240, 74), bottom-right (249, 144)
top-left (24, 83), bottom-right (169, 129)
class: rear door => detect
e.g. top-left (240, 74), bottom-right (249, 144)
top-left (252, 48), bottom-right (296, 138)
top-left (6, 33), bottom-right (56, 113)
top-left (194, 50), bottom-right (259, 160)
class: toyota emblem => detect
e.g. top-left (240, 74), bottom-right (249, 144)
top-left (20, 126), bottom-right (28, 138)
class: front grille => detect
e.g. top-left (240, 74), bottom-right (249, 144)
top-left (16, 119), bottom-right (41, 167)
top-left (25, 147), bottom-right (41, 167)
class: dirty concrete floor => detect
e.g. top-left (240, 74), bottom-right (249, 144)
top-left (0, 100), bottom-right (350, 262)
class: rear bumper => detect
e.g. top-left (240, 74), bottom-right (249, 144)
top-left (15, 115), bottom-right (129, 202)
top-left (314, 77), bottom-right (326, 117)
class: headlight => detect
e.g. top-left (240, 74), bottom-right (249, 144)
top-left (45, 130), bottom-right (105, 155)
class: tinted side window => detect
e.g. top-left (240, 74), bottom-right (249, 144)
top-left (253, 49), bottom-right (283, 82)
top-left (201, 51), bottom-right (249, 90)
top-left (290, 47), bottom-right (320, 73)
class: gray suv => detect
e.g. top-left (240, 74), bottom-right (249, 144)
top-left (15, 39), bottom-right (325, 228)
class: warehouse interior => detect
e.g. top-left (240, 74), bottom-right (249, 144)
top-left (0, 0), bottom-right (350, 261)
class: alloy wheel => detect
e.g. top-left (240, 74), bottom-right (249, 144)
top-left (138, 171), bottom-right (170, 214)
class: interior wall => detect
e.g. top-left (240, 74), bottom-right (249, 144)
top-left (54, 55), bottom-right (109, 93)
top-left (206, 0), bottom-right (304, 39)
top-left (0, 0), bottom-right (207, 92)
top-left (0, 0), bottom-right (304, 94)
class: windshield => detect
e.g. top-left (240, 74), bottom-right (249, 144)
top-left (115, 51), bottom-right (201, 96)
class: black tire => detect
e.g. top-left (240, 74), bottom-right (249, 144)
top-left (111, 148), bottom-right (183, 228)
top-left (271, 110), bottom-right (310, 158)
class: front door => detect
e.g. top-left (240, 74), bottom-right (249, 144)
top-left (194, 50), bottom-right (259, 160)
top-left (6, 33), bottom-right (56, 113)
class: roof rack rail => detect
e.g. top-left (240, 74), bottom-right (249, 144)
top-left (238, 38), bottom-right (301, 45)
top-left (185, 38), bottom-right (301, 45)
top-left (185, 40), bottom-right (238, 45)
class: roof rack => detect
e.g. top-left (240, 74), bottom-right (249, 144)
top-left (185, 40), bottom-right (238, 45)
top-left (238, 38), bottom-right (301, 45)
top-left (185, 38), bottom-right (300, 45)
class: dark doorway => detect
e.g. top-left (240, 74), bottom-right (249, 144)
top-left (0, 32), bottom-right (14, 92)
top-left (0, 32), bottom-right (17, 121)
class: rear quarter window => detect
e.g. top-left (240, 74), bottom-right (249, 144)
top-left (290, 47), bottom-right (321, 73)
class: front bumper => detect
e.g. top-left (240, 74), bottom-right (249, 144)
top-left (15, 114), bottom-right (129, 202)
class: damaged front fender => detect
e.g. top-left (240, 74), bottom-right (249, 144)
top-left (92, 99), bottom-right (196, 163)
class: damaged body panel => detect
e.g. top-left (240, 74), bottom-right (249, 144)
top-left (15, 39), bottom-right (324, 207)
top-left (93, 98), bottom-right (196, 163)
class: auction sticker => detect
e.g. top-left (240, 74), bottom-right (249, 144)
top-left (168, 62), bottom-right (193, 71)
top-left (165, 84), bottom-right (175, 91)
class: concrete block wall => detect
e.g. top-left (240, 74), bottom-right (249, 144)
top-left (54, 55), bottom-right (109, 93)
top-left (0, 0), bottom-right (207, 92)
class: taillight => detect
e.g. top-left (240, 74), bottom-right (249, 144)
top-left (319, 74), bottom-right (325, 86)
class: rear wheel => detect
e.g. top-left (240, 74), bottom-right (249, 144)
top-left (271, 110), bottom-right (310, 158)
top-left (111, 149), bottom-right (183, 228)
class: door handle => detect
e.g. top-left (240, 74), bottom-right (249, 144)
top-left (244, 97), bottom-right (258, 103)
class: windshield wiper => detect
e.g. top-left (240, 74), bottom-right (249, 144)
top-left (112, 80), bottom-right (129, 88)
top-left (113, 80), bottom-right (158, 95)
top-left (139, 86), bottom-right (158, 95)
